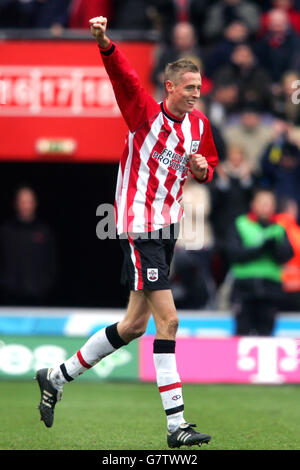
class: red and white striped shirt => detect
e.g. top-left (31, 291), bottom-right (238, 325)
top-left (99, 42), bottom-right (218, 234)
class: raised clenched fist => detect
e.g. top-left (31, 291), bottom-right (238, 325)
top-left (89, 16), bottom-right (110, 49)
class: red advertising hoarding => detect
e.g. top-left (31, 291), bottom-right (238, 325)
top-left (0, 40), bottom-right (155, 162)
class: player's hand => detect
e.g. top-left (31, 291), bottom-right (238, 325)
top-left (89, 16), bottom-right (110, 48)
top-left (189, 154), bottom-right (208, 181)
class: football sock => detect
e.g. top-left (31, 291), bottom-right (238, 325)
top-left (153, 339), bottom-right (185, 433)
top-left (50, 322), bottom-right (127, 389)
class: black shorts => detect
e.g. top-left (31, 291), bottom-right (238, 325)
top-left (119, 223), bottom-right (180, 291)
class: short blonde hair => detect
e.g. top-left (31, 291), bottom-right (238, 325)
top-left (164, 58), bottom-right (200, 86)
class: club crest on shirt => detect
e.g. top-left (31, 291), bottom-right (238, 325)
top-left (147, 268), bottom-right (158, 282)
top-left (190, 140), bottom-right (200, 154)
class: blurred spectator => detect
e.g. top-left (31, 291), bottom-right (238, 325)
top-left (29, 0), bottom-right (70, 29)
top-left (270, 70), bottom-right (300, 125)
top-left (251, 0), bottom-right (275, 10)
top-left (205, 20), bottom-right (251, 78)
top-left (0, 0), bottom-right (70, 29)
top-left (292, 50), bottom-right (300, 73)
top-left (170, 175), bottom-right (216, 309)
top-left (213, 43), bottom-right (272, 112)
top-left (210, 143), bottom-right (258, 296)
top-left (210, 143), bottom-right (257, 245)
top-left (253, 0), bottom-right (300, 14)
top-left (206, 79), bottom-right (240, 128)
top-left (68, 0), bottom-right (114, 29)
top-left (224, 105), bottom-right (273, 173)
top-left (111, 0), bottom-right (153, 30)
top-left (196, 99), bottom-right (227, 162)
top-left (151, 21), bottom-right (204, 100)
top-left (226, 189), bottom-right (293, 335)
top-left (0, 0), bottom-right (19, 27)
top-left (275, 198), bottom-right (300, 310)
top-left (259, 0), bottom-right (300, 36)
top-left (202, 0), bottom-right (261, 44)
top-left (0, 186), bottom-right (57, 306)
top-left (269, 116), bottom-right (300, 146)
top-left (148, 0), bottom-right (208, 43)
top-left (255, 8), bottom-right (300, 84)
top-left (260, 121), bottom-right (300, 214)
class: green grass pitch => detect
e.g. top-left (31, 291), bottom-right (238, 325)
top-left (0, 380), bottom-right (300, 450)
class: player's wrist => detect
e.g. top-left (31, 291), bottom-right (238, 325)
top-left (97, 35), bottom-right (111, 49)
top-left (198, 170), bottom-right (208, 182)
top-left (193, 168), bottom-right (208, 181)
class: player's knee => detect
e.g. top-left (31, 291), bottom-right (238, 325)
top-left (157, 313), bottom-right (179, 339)
top-left (167, 316), bottom-right (179, 336)
top-left (130, 321), bottom-right (147, 339)
top-left (120, 319), bottom-right (147, 341)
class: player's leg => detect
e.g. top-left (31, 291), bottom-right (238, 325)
top-left (145, 288), bottom-right (178, 339)
top-left (145, 288), bottom-right (183, 428)
top-left (145, 288), bottom-right (211, 448)
top-left (52, 290), bottom-right (150, 385)
top-left (125, 225), bottom-right (211, 446)
top-left (35, 290), bottom-right (151, 427)
top-left (117, 290), bottom-right (152, 342)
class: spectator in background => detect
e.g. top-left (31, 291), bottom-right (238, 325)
top-left (209, 144), bottom-right (257, 295)
top-left (270, 70), bottom-right (300, 125)
top-left (260, 121), bottom-right (300, 214)
top-left (291, 52), bottom-right (300, 77)
top-left (0, 186), bottom-right (57, 306)
top-left (148, 0), bottom-right (208, 44)
top-left (224, 105), bottom-right (273, 173)
top-left (205, 78), bottom-right (240, 128)
top-left (250, 0), bottom-right (270, 10)
top-left (226, 189), bottom-right (293, 336)
top-left (111, 0), bottom-right (153, 31)
top-left (68, 0), bottom-right (114, 29)
top-left (202, 0), bottom-right (261, 44)
top-left (196, 99), bottom-right (227, 162)
top-left (213, 43), bottom-right (272, 113)
top-left (276, 198), bottom-right (300, 311)
top-left (255, 8), bottom-right (300, 84)
top-left (26, 0), bottom-right (71, 30)
top-left (268, 116), bottom-right (300, 148)
top-left (210, 143), bottom-right (256, 246)
top-left (170, 175), bottom-right (216, 309)
top-left (205, 20), bottom-right (251, 78)
top-left (151, 21), bottom-right (204, 100)
top-left (0, 0), bottom-right (19, 27)
top-left (259, 0), bottom-right (300, 36)
top-left (0, 0), bottom-right (70, 30)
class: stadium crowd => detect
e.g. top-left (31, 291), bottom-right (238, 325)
top-left (1, 0), bottom-right (300, 335)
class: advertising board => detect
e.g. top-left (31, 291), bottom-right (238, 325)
top-left (0, 335), bottom-right (138, 381)
top-left (140, 336), bottom-right (300, 384)
top-left (0, 40), bottom-right (154, 162)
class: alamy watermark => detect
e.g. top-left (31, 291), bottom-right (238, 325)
top-left (291, 80), bottom-right (300, 104)
top-left (96, 202), bottom-right (205, 250)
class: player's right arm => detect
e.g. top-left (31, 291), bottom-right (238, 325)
top-left (89, 16), bottom-right (158, 132)
top-left (89, 16), bottom-right (110, 48)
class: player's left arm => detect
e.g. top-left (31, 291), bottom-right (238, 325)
top-left (189, 118), bottom-right (219, 184)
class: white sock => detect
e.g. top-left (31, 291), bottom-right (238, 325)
top-left (50, 322), bottom-right (126, 389)
top-left (153, 339), bottom-right (185, 433)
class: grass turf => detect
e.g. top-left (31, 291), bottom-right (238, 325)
top-left (0, 380), bottom-right (300, 450)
